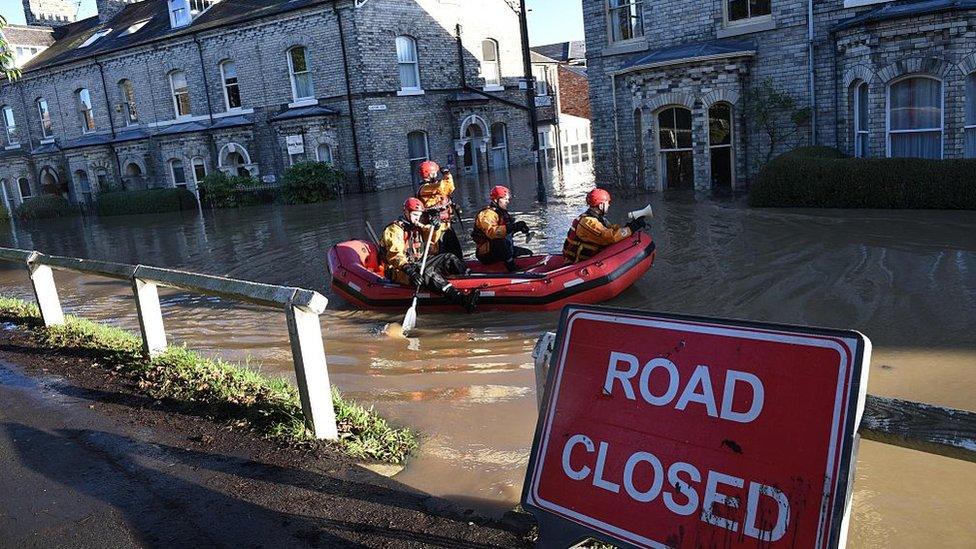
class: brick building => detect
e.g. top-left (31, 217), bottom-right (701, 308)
top-left (531, 40), bottom-right (592, 171)
top-left (584, 0), bottom-right (976, 191)
top-left (0, 0), bottom-right (535, 209)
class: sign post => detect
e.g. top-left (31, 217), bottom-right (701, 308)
top-left (523, 306), bottom-right (871, 548)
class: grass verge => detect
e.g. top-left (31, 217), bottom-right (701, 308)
top-left (0, 296), bottom-right (416, 464)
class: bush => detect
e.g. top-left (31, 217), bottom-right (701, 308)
top-left (750, 147), bottom-right (976, 209)
top-left (0, 204), bottom-right (9, 222)
top-left (14, 195), bottom-right (79, 220)
top-left (281, 161), bottom-right (343, 204)
top-left (95, 188), bottom-right (198, 217)
top-left (198, 172), bottom-right (270, 208)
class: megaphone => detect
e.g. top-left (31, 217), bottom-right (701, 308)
top-left (627, 204), bottom-right (654, 221)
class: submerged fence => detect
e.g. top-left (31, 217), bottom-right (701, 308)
top-left (0, 247), bottom-right (337, 440)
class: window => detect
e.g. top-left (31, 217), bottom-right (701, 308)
top-left (481, 39), bottom-right (500, 87)
top-left (119, 79), bottom-right (138, 125)
top-left (77, 89), bottom-right (96, 133)
top-left (170, 159), bottom-right (187, 188)
top-left (852, 81), bottom-right (869, 158)
top-left (122, 19), bottom-right (150, 36)
top-left (888, 76), bottom-right (942, 159)
top-left (78, 28), bottom-right (112, 48)
top-left (169, 0), bottom-right (191, 27)
top-left (490, 122), bottom-right (509, 170)
top-left (169, 70), bottom-right (191, 118)
top-left (966, 74), bottom-right (976, 158)
top-left (37, 98), bottom-right (53, 138)
top-left (191, 157), bottom-right (207, 185)
top-left (608, 0), bottom-right (644, 43)
top-left (2, 106), bottom-right (18, 145)
top-left (289, 150), bottom-right (307, 166)
top-left (709, 103), bottom-right (734, 187)
top-left (220, 60), bottom-right (241, 110)
top-left (407, 131), bottom-right (429, 187)
top-left (288, 47), bottom-right (314, 101)
top-left (658, 106), bottom-right (694, 189)
top-left (316, 143), bottom-right (333, 164)
top-left (396, 36), bottom-right (421, 91)
top-left (75, 170), bottom-right (92, 204)
top-left (726, 0), bottom-right (771, 23)
top-left (581, 142), bottom-right (591, 162)
top-left (18, 177), bottom-right (31, 200)
top-left (532, 65), bottom-right (549, 96)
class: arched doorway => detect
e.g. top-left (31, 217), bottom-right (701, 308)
top-left (218, 143), bottom-right (253, 178)
top-left (39, 167), bottom-right (59, 196)
top-left (458, 115), bottom-right (489, 176)
top-left (490, 122), bottom-right (509, 171)
top-left (123, 162), bottom-right (143, 190)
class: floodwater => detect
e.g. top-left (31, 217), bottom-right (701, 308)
top-left (0, 164), bottom-right (974, 547)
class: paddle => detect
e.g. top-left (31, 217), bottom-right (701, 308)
top-left (401, 223), bottom-right (437, 335)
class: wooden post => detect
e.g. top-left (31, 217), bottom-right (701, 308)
top-left (285, 293), bottom-right (338, 441)
top-left (26, 260), bottom-right (64, 327)
top-left (131, 276), bottom-right (167, 357)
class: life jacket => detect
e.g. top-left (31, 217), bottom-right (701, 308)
top-left (471, 205), bottom-right (513, 247)
top-left (392, 218), bottom-right (425, 263)
top-left (418, 175), bottom-right (454, 222)
top-left (562, 210), bottom-right (608, 263)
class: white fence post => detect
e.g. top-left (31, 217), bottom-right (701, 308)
top-left (26, 256), bottom-right (64, 327)
top-left (285, 292), bottom-right (338, 441)
top-left (131, 273), bottom-right (167, 357)
top-left (532, 331), bottom-right (557, 410)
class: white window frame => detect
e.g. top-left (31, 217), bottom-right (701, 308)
top-left (170, 158), bottom-right (188, 188)
top-left (723, 0), bottom-right (772, 27)
top-left (886, 75), bottom-right (944, 159)
top-left (169, 0), bottom-right (192, 28)
top-left (2, 106), bottom-right (18, 146)
top-left (220, 60), bottom-right (242, 111)
top-left (407, 130), bottom-right (429, 185)
top-left (169, 70), bottom-right (192, 119)
top-left (37, 98), bottom-right (53, 138)
top-left (191, 157), bottom-right (207, 185)
top-left (77, 88), bottom-right (96, 134)
top-left (708, 102), bottom-right (736, 186)
top-left (316, 143), bottom-right (334, 164)
top-left (78, 28), bottom-right (112, 49)
top-left (288, 46), bottom-right (315, 103)
top-left (17, 177), bottom-right (32, 200)
top-left (853, 81), bottom-right (869, 158)
top-left (532, 65), bottom-right (550, 96)
top-left (606, 0), bottom-right (645, 44)
top-left (481, 39), bottom-right (502, 90)
top-left (119, 79), bottom-right (138, 125)
top-left (395, 36), bottom-right (422, 93)
top-left (658, 106), bottom-right (694, 189)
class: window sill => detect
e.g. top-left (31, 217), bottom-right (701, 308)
top-left (397, 89), bottom-right (426, 96)
top-left (482, 85), bottom-right (505, 92)
top-left (843, 0), bottom-right (889, 7)
top-left (289, 98), bottom-right (318, 109)
top-left (39, 138), bottom-right (55, 144)
top-left (4, 144), bottom-right (21, 150)
top-left (216, 108), bottom-right (254, 117)
top-left (717, 18), bottom-right (776, 38)
top-left (602, 39), bottom-right (648, 57)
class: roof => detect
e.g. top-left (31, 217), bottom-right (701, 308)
top-left (447, 93), bottom-right (490, 104)
top-left (832, 0), bottom-right (976, 32)
top-left (269, 105), bottom-right (339, 122)
top-left (0, 25), bottom-right (55, 47)
top-left (561, 65), bottom-right (587, 78)
top-left (22, 0), bottom-right (329, 73)
top-left (62, 132), bottom-right (112, 150)
top-left (616, 38), bottom-right (756, 74)
top-left (531, 40), bottom-right (586, 63)
top-left (531, 51), bottom-right (558, 64)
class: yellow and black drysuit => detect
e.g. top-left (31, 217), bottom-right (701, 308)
top-left (417, 171), bottom-right (463, 259)
top-left (472, 205), bottom-right (531, 271)
top-left (562, 207), bottom-right (642, 263)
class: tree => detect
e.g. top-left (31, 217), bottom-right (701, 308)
top-left (0, 15), bottom-right (21, 81)
top-left (741, 79), bottom-right (811, 167)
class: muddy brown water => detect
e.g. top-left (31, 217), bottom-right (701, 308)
top-left (0, 164), bottom-right (973, 547)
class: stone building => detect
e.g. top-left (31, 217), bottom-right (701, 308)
top-left (584, 0), bottom-right (976, 191)
top-left (0, 0), bottom-right (535, 210)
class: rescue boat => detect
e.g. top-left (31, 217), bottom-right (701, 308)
top-left (326, 231), bottom-right (656, 312)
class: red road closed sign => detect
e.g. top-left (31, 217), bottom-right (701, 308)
top-left (523, 306), bottom-right (870, 548)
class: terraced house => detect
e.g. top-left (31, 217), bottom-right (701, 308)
top-left (586, 0), bottom-right (976, 191)
top-left (0, 0), bottom-right (534, 208)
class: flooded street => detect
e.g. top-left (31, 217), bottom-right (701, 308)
top-left (0, 164), bottom-right (974, 547)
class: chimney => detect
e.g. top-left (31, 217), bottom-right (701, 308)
top-left (96, 0), bottom-right (138, 23)
top-left (21, 0), bottom-right (78, 28)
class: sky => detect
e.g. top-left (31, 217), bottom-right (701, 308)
top-left (0, 0), bottom-right (584, 46)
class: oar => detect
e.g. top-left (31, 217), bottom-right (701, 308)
top-left (402, 224), bottom-right (436, 335)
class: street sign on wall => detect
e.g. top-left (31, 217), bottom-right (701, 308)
top-left (522, 306), bottom-right (871, 548)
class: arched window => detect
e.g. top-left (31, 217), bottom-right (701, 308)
top-left (658, 106), bottom-right (693, 189)
top-left (119, 79), bottom-right (138, 125)
top-left (490, 122), bottom-right (509, 170)
top-left (316, 143), bottom-right (333, 164)
top-left (170, 159), bottom-right (187, 188)
top-left (634, 108), bottom-right (644, 182)
top-left (191, 157), bottom-right (207, 185)
top-left (407, 130), bottom-right (429, 186)
top-left (481, 39), bottom-right (500, 87)
top-left (887, 76), bottom-right (942, 159)
top-left (852, 81), bottom-right (869, 158)
top-left (17, 177), bottom-right (31, 200)
top-left (288, 47), bottom-right (314, 101)
top-left (220, 60), bottom-right (241, 111)
top-left (76, 89), bottom-right (96, 133)
top-left (37, 98), bottom-right (53, 138)
top-left (966, 74), bottom-right (976, 158)
top-left (396, 36), bottom-right (421, 92)
top-left (169, 70), bottom-right (191, 118)
top-left (1, 105), bottom-right (18, 145)
top-left (709, 103), bottom-right (734, 187)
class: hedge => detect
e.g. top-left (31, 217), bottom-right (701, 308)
top-left (198, 172), bottom-right (273, 208)
top-left (14, 195), bottom-right (79, 220)
top-left (96, 188), bottom-right (198, 217)
top-left (281, 161), bottom-right (343, 204)
top-left (750, 147), bottom-right (976, 209)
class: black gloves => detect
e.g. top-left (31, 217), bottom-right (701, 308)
top-left (430, 217), bottom-right (442, 229)
top-left (512, 220), bottom-right (529, 234)
top-left (403, 263), bottom-right (421, 284)
top-left (626, 217), bottom-right (647, 232)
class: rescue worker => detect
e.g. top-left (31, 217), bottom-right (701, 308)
top-left (562, 188), bottom-right (647, 263)
top-left (382, 197), bottom-right (479, 313)
top-left (416, 160), bottom-right (463, 259)
top-left (472, 185), bottom-right (531, 271)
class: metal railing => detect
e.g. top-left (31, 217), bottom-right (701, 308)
top-left (0, 247), bottom-right (337, 440)
top-left (532, 332), bottom-right (976, 464)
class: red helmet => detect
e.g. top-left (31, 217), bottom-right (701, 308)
top-left (418, 160), bottom-right (440, 181)
top-left (490, 186), bottom-right (511, 201)
top-left (586, 188), bottom-right (611, 208)
top-left (404, 197), bottom-right (425, 214)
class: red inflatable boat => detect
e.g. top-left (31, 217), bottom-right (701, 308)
top-left (326, 231), bottom-right (656, 312)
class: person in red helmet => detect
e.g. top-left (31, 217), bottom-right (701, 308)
top-left (416, 160), bottom-right (464, 259)
top-left (562, 188), bottom-right (646, 263)
top-left (472, 185), bottom-right (532, 271)
top-left (382, 197), bottom-right (479, 312)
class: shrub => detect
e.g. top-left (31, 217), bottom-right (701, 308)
top-left (199, 172), bottom-right (270, 208)
top-left (281, 161), bottom-right (343, 204)
top-left (750, 147), bottom-right (976, 209)
top-left (95, 188), bottom-right (198, 217)
top-left (14, 195), bottom-right (78, 220)
top-left (0, 204), bottom-right (9, 222)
